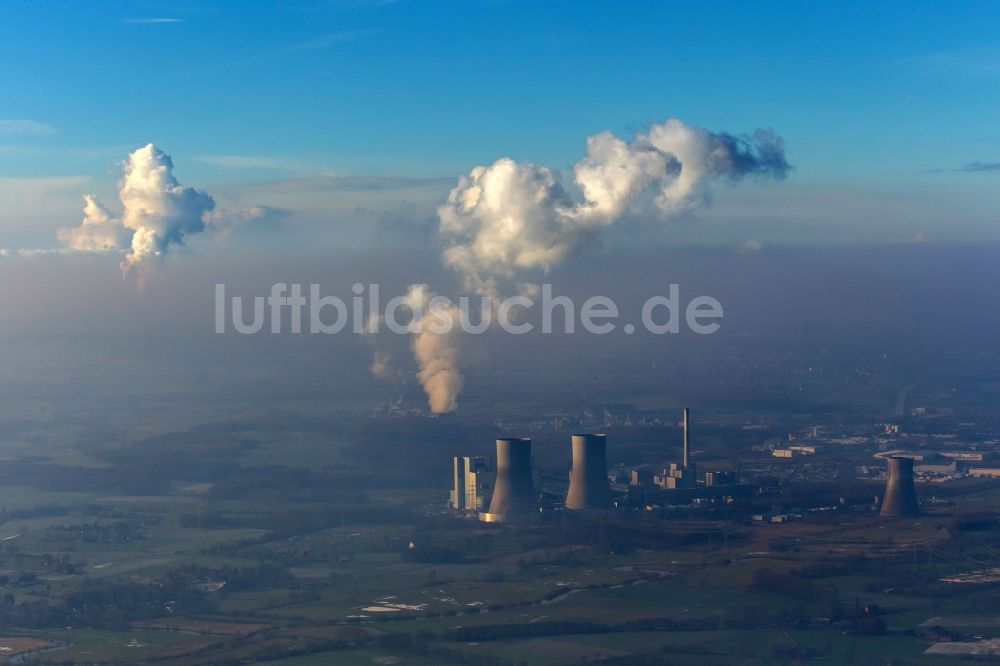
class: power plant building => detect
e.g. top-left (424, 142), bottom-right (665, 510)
top-left (704, 470), bottom-right (740, 487)
top-left (652, 408), bottom-right (697, 489)
top-left (565, 434), bottom-right (613, 510)
top-left (654, 463), bottom-right (697, 489)
top-left (451, 456), bottom-right (495, 513)
top-left (880, 456), bottom-right (920, 517)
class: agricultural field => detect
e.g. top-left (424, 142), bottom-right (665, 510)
top-left (0, 400), bottom-right (997, 664)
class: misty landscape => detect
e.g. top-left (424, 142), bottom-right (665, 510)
top-left (2, 2), bottom-right (1000, 665)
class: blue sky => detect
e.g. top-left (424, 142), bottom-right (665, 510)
top-left (1, 0), bottom-right (999, 250)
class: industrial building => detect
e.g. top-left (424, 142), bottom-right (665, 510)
top-left (704, 470), bottom-right (740, 487)
top-left (451, 456), bottom-right (495, 514)
top-left (650, 408), bottom-right (698, 489)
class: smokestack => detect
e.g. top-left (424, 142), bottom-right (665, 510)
top-left (485, 438), bottom-right (536, 522)
top-left (880, 456), bottom-right (920, 517)
top-left (565, 434), bottom-right (613, 510)
top-left (683, 408), bottom-right (690, 469)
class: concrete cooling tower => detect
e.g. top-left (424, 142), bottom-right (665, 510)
top-left (483, 438), bottom-right (536, 522)
top-left (880, 456), bottom-right (920, 517)
top-left (565, 434), bottom-right (612, 510)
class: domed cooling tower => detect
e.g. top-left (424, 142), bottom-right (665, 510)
top-left (565, 434), bottom-right (612, 510)
top-left (880, 456), bottom-right (920, 517)
top-left (486, 438), bottom-right (536, 521)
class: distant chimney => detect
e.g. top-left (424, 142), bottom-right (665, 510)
top-left (880, 456), bottom-right (920, 517)
top-left (683, 407), bottom-right (690, 469)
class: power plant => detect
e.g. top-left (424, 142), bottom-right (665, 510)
top-left (480, 438), bottom-right (537, 523)
top-left (565, 433), bottom-right (612, 510)
top-left (879, 456), bottom-right (920, 517)
top-left (451, 456), bottom-right (494, 513)
top-left (654, 408), bottom-right (697, 489)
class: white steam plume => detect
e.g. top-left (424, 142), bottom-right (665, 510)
top-left (118, 144), bottom-right (215, 275)
top-left (56, 144), bottom-right (280, 275)
top-left (56, 195), bottom-right (132, 252)
top-left (382, 118), bottom-right (789, 414)
top-left (438, 118), bottom-right (789, 295)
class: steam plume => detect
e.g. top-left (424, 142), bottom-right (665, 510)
top-left (370, 284), bottom-right (464, 413)
top-left (57, 195), bottom-right (133, 252)
top-left (57, 144), bottom-right (280, 275)
top-left (405, 284), bottom-right (464, 413)
top-left (382, 118), bottom-right (789, 414)
top-left (117, 144), bottom-right (215, 274)
top-left (439, 118), bottom-right (789, 295)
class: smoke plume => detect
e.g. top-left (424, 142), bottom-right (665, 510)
top-left (370, 349), bottom-right (394, 380)
top-left (438, 118), bottom-right (789, 295)
top-left (405, 284), bottom-right (464, 414)
top-left (370, 284), bottom-right (464, 413)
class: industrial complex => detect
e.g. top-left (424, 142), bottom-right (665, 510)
top-left (451, 408), bottom-right (932, 525)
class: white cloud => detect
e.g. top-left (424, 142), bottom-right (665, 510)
top-left (205, 205), bottom-right (289, 242)
top-left (439, 118), bottom-right (789, 296)
top-left (198, 154), bottom-right (286, 169)
top-left (123, 18), bottom-right (183, 25)
top-left (0, 119), bottom-right (57, 135)
top-left (115, 144), bottom-right (215, 274)
top-left (56, 195), bottom-right (132, 252)
top-left (50, 144), bottom-right (285, 276)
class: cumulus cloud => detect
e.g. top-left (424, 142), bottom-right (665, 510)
top-left (439, 118), bottom-right (789, 296)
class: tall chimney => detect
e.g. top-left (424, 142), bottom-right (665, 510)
top-left (683, 407), bottom-right (690, 469)
top-left (880, 456), bottom-right (920, 517)
top-left (565, 434), bottom-right (612, 510)
top-left (485, 438), bottom-right (536, 522)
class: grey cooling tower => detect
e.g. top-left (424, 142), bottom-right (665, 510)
top-left (565, 434), bottom-right (612, 510)
top-left (880, 456), bottom-right (920, 517)
top-left (486, 438), bottom-right (536, 521)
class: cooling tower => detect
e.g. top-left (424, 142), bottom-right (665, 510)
top-left (485, 438), bottom-right (536, 521)
top-left (880, 456), bottom-right (920, 517)
top-left (565, 434), bottom-right (612, 510)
